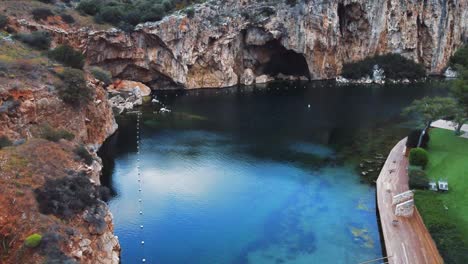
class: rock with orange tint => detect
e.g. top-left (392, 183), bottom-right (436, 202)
top-left (109, 80), bottom-right (151, 96)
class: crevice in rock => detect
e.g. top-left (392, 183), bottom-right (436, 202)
top-left (417, 16), bottom-right (433, 67)
top-left (338, 3), bottom-right (346, 36)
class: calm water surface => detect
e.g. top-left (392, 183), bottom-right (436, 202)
top-left (100, 81), bottom-right (444, 264)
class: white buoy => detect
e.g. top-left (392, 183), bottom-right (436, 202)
top-left (142, 259), bottom-right (146, 262)
top-left (140, 225), bottom-right (144, 228)
top-left (140, 211), bottom-right (143, 215)
top-left (308, 104), bottom-right (311, 108)
top-left (141, 241), bottom-right (145, 244)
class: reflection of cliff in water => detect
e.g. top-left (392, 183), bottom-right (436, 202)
top-left (99, 117), bottom-right (139, 197)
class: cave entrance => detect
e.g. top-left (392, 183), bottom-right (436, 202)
top-left (244, 39), bottom-right (311, 80)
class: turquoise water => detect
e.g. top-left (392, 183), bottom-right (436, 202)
top-left (100, 81), bottom-right (444, 263)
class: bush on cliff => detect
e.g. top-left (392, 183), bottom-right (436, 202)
top-left (409, 147), bottom-right (429, 168)
top-left (48, 45), bottom-right (85, 69)
top-left (0, 136), bottom-right (12, 149)
top-left (60, 13), bottom-right (75, 24)
top-left (34, 174), bottom-right (108, 219)
top-left (14, 31), bottom-right (51, 50)
top-left (91, 66), bottom-right (112, 85)
top-left (74, 145), bottom-right (94, 165)
top-left (0, 14), bottom-right (8, 29)
top-left (40, 124), bottom-right (75, 142)
top-left (24, 234), bottom-right (42, 248)
top-left (341, 53), bottom-right (426, 80)
top-left (76, 0), bottom-right (202, 30)
top-left (57, 68), bottom-right (93, 106)
top-left (31, 8), bottom-right (54, 21)
top-left (77, 0), bottom-right (101, 16)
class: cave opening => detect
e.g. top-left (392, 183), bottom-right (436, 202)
top-left (245, 39), bottom-right (310, 80)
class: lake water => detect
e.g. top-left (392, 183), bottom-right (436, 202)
top-left (99, 81), bottom-right (444, 264)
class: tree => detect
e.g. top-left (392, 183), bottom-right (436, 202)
top-left (402, 97), bottom-right (458, 147)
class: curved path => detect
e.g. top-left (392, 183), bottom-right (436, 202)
top-left (376, 139), bottom-right (443, 264)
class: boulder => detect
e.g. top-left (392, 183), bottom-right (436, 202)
top-left (108, 80), bottom-right (151, 96)
top-left (240, 68), bottom-right (255, 85)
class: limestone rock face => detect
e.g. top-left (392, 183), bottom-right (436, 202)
top-left (69, 0), bottom-right (467, 89)
top-left (11, 1), bottom-right (468, 89)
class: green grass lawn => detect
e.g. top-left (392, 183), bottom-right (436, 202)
top-left (415, 128), bottom-right (468, 263)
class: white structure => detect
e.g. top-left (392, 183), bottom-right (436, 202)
top-left (392, 190), bottom-right (414, 205)
top-left (429, 181), bottom-right (438, 191)
top-left (395, 199), bottom-right (415, 217)
top-left (438, 180), bottom-right (449, 191)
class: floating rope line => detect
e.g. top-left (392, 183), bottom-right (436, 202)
top-left (136, 111), bottom-right (146, 263)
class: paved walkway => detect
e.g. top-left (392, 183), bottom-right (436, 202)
top-left (431, 119), bottom-right (468, 138)
top-left (376, 139), bottom-right (443, 264)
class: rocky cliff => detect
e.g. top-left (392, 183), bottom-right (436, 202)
top-left (74, 0), bottom-right (467, 89)
top-left (0, 36), bottom-right (119, 263)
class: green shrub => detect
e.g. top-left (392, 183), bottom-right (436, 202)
top-left (286, 0), bottom-right (298, 6)
top-left (77, 0), bottom-right (203, 28)
top-left (91, 66), bottom-right (112, 85)
top-left (24, 234), bottom-right (42, 248)
top-left (57, 68), bottom-right (93, 106)
top-left (0, 14), bottom-right (8, 29)
top-left (31, 8), bottom-right (54, 21)
top-left (409, 148), bottom-right (429, 168)
top-left (95, 6), bottom-right (124, 25)
top-left (74, 145), bottom-right (93, 165)
top-left (40, 125), bottom-right (75, 142)
top-left (48, 45), bottom-right (85, 69)
top-left (449, 45), bottom-right (468, 69)
top-left (14, 31), bottom-right (51, 50)
top-left (34, 175), bottom-right (109, 218)
top-left (77, 0), bottom-right (101, 16)
top-left (185, 7), bottom-right (195, 18)
top-left (408, 167), bottom-right (429, 189)
top-left (342, 53), bottom-right (426, 80)
top-left (60, 13), bottom-right (75, 24)
top-left (0, 136), bottom-right (12, 149)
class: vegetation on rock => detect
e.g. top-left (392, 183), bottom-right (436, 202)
top-left (91, 66), bottom-right (112, 85)
top-left (0, 136), bottom-right (13, 149)
top-left (0, 15), bottom-right (8, 29)
top-left (74, 145), bottom-right (94, 165)
top-left (24, 234), bottom-right (42, 248)
top-left (14, 31), bottom-right (51, 50)
top-left (57, 68), bottom-right (93, 106)
top-left (342, 53), bottom-right (426, 80)
top-left (31, 8), bottom-right (54, 21)
top-left (77, 0), bottom-right (202, 31)
top-left (48, 45), bottom-right (85, 69)
top-left (34, 174), bottom-right (109, 219)
top-left (40, 124), bottom-right (75, 142)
